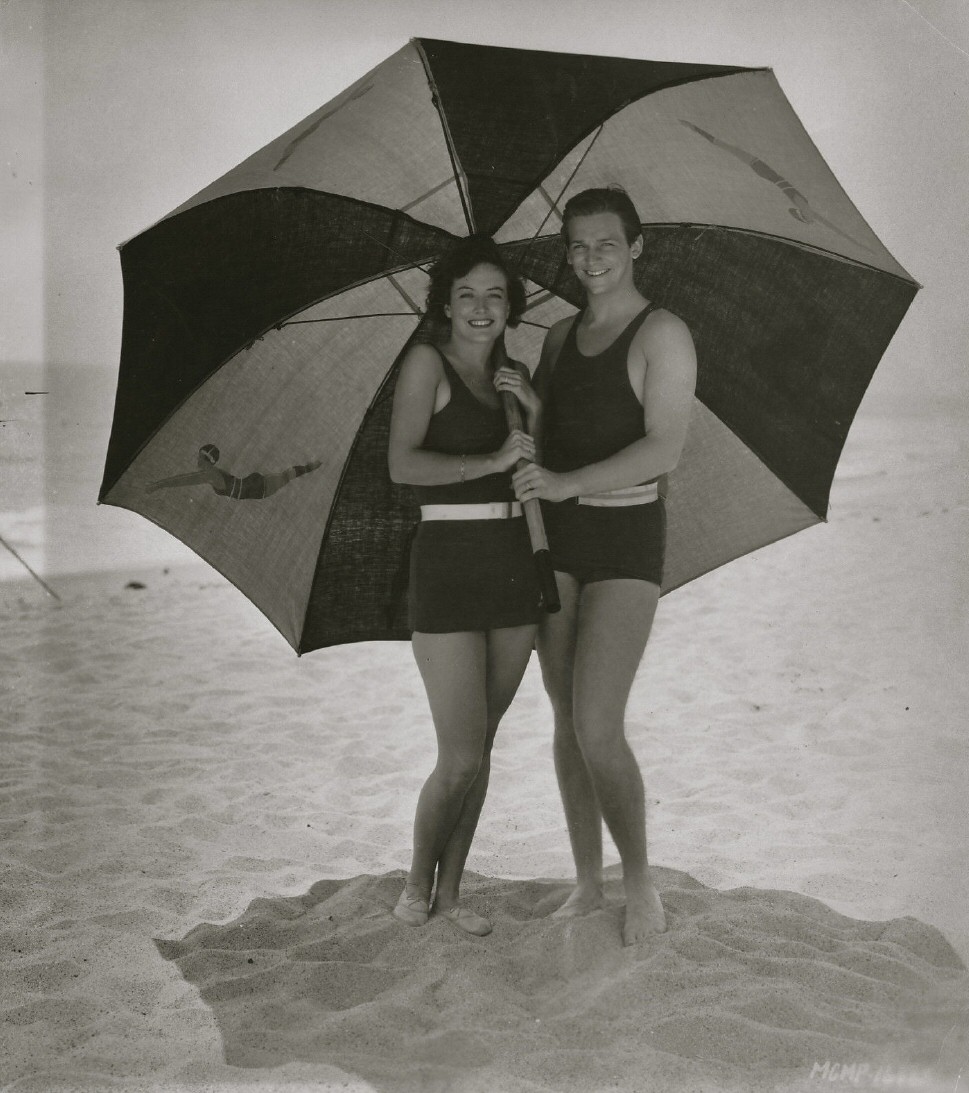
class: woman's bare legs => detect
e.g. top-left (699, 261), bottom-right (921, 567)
top-left (433, 624), bottom-right (536, 909)
top-left (538, 576), bottom-right (666, 944)
top-left (401, 625), bottom-right (535, 925)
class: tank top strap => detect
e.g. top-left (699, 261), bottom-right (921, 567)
top-left (562, 311), bottom-right (583, 357)
top-left (426, 342), bottom-right (456, 383)
top-left (613, 302), bottom-right (659, 355)
top-left (562, 302), bottom-right (659, 364)
top-left (428, 344), bottom-right (478, 403)
top-left (431, 343), bottom-right (505, 417)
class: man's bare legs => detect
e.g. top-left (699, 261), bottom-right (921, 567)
top-left (538, 575), bottom-right (666, 945)
top-left (401, 625), bottom-right (535, 931)
top-left (536, 574), bottom-right (604, 914)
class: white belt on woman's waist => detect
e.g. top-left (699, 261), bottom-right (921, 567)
top-left (575, 483), bottom-right (659, 507)
top-left (420, 501), bottom-right (523, 521)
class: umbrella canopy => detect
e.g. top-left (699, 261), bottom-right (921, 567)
top-left (100, 38), bottom-right (917, 654)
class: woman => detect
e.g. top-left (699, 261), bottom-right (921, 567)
top-left (512, 187), bottom-right (697, 946)
top-left (387, 236), bottom-right (541, 936)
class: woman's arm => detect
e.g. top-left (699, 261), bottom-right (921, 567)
top-left (513, 310), bottom-right (697, 502)
top-left (388, 344), bottom-right (535, 485)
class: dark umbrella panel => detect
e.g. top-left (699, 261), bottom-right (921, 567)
top-left (101, 39), bottom-right (917, 653)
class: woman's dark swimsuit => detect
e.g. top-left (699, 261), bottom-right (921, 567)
top-left (542, 304), bottom-right (666, 586)
top-left (408, 350), bottom-right (542, 633)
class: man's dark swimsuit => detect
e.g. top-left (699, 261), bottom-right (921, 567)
top-left (543, 304), bottom-right (665, 586)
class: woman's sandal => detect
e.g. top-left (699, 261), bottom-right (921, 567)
top-left (438, 904), bottom-right (492, 936)
top-left (393, 885), bottom-right (430, 927)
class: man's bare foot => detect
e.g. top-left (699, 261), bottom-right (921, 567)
top-left (551, 884), bottom-right (606, 919)
top-left (622, 878), bottom-right (666, 945)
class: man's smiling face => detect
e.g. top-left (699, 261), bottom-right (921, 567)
top-left (565, 211), bottom-right (643, 295)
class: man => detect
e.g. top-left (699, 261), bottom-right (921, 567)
top-left (513, 187), bottom-right (697, 944)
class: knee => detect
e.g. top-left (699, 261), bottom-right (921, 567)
top-left (552, 708), bottom-right (578, 749)
top-left (539, 660), bottom-right (572, 710)
top-left (571, 710), bottom-right (626, 767)
top-left (543, 680), bottom-right (575, 733)
top-left (434, 754), bottom-right (483, 796)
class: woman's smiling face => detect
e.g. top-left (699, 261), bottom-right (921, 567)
top-left (444, 262), bottom-right (511, 341)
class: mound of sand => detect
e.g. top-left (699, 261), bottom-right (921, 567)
top-left (157, 866), bottom-right (968, 1093)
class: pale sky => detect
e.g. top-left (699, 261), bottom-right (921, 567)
top-left (3, 0), bottom-right (968, 412)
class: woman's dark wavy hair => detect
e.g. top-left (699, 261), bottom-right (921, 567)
top-left (561, 186), bottom-right (643, 246)
top-left (424, 235), bottom-right (527, 328)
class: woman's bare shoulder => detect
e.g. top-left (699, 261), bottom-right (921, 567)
top-left (400, 341), bottom-right (446, 379)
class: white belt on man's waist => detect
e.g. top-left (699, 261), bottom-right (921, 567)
top-left (420, 501), bottom-right (523, 521)
top-left (575, 482), bottom-right (659, 507)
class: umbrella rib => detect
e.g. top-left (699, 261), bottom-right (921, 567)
top-left (400, 177), bottom-right (458, 215)
top-left (513, 217), bottom-right (918, 287)
top-left (386, 274), bottom-right (424, 315)
top-left (525, 290), bottom-right (556, 309)
top-left (529, 125), bottom-right (605, 246)
top-left (284, 312), bottom-right (421, 325)
top-left (536, 185), bottom-right (564, 227)
top-left (351, 224), bottom-right (437, 276)
top-left (414, 39), bottom-right (476, 235)
top-left (641, 221), bottom-right (920, 283)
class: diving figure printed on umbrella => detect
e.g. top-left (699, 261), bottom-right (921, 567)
top-left (145, 445), bottom-right (322, 501)
top-left (100, 38), bottom-right (918, 654)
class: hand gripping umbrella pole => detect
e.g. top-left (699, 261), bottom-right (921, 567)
top-left (495, 341), bottom-right (560, 614)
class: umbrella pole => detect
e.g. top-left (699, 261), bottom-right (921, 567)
top-left (495, 342), bottom-right (560, 614)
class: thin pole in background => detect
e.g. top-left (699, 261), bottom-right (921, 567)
top-left (0, 534), bottom-right (61, 601)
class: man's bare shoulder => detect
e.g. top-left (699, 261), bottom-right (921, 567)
top-left (638, 307), bottom-right (696, 360)
top-left (643, 307), bottom-right (691, 339)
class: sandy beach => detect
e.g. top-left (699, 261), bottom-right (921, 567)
top-left (2, 372), bottom-right (967, 1091)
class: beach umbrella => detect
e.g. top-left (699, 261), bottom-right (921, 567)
top-left (100, 38), bottom-right (917, 654)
